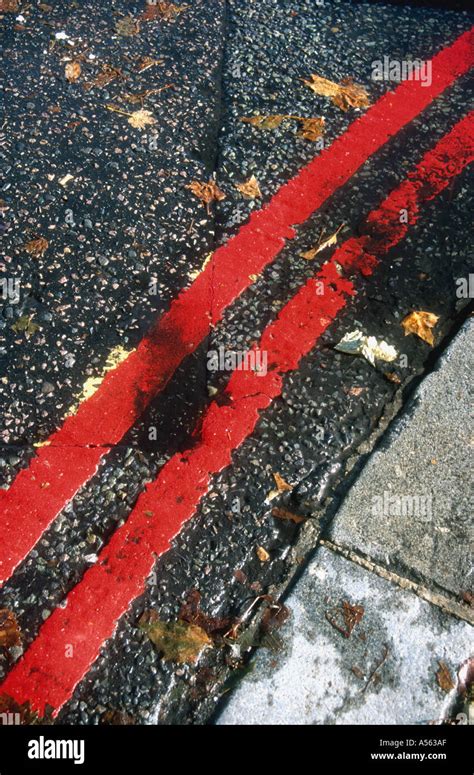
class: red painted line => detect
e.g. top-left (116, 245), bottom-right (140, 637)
top-left (1, 29), bottom-right (472, 587)
top-left (2, 112), bottom-right (472, 715)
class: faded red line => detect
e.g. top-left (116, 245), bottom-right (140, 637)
top-left (2, 112), bottom-right (472, 714)
top-left (0, 28), bottom-right (472, 586)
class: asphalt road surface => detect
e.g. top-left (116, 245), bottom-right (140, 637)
top-left (0, 0), bottom-right (472, 726)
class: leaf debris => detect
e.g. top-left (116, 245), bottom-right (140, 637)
top-left (65, 61), bottom-right (81, 83)
top-left (235, 175), bottom-right (261, 199)
top-left (271, 506), bottom-right (306, 524)
top-left (139, 611), bottom-right (211, 664)
top-left (325, 599), bottom-right (364, 638)
top-left (140, 1), bottom-right (187, 22)
top-left (11, 315), bottom-right (40, 336)
top-left (115, 16), bottom-right (140, 37)
top-left (0, 609), bottom-right (21, 648)
top-left (436, 660), bottom-right (455, 693)
top-left (24, 236), bottom-right (49, 257)
top-left (401, 310), bottom-right (439, 346)
top-left (186, 179), bottom-right (225, 214)
top-left (302, 74), bottom-right (370, 111)
top-left (300, 223), bottom-right (344, 260)
top-left (335, 330), bottom-right (397, 367)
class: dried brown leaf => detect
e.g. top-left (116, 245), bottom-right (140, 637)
top-left (235, 175), bottom-right (261, 199)
top-left (186, 179), bottom-right (225, 213)
top-left (0, 608), bottom-right (21, 649)
top-left (0, 609), bottom-right (21, 648)
top-left (136, 55), bottom-right (162, 73)
top-left (241, 114), bottom-right (287, 130)
top-left (326, 600), bottom-right (364, 638)
top-left (24, 237), bottom-right (48, 257)
top-left (127, 109), bottom-right (156, 128)
top-left (297, 116), bottom-right (325, 141)
top-left (300, 223), bottom-right (344, 260)
top-left (178, 589), bottom-right (232, 636)
top-left (0, 0), bottom-right (19, 11)
top-left (139, 611), bottom-right (211, 664)
top-left (271, 506), bottom-right (306, 524)
top-left (436, 660), bottom-right (455, 693)
top-left (100, 710), bottom-right (136, 725)
top-left (273, 472), bottom-right (293, 493)
top-left (401, 310), bottom-right (439, 346)
top-left (65, 61), bottom-right (81, 83)
top-left (83, 64), bottom-right (124, 92)
top-left (141, 1), bottom-right (187, 22)
top-left (303, 73), bottom-right (370, 111)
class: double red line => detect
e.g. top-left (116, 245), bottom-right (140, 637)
top-left (1, 29), bottom-right (473, 714)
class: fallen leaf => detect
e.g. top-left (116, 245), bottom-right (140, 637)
top-left (136, 55), bottom-right (163, 73)
top-left (271, 506), bottom-right (306, 524)
top-left (296, 116), bottom-right (325, 141)
top-left (127, 109), bottom-right (157, 129)
top-left (300, 223), bottom-right (344, 260)
top-left (141, 1), bottom-right (187, 22)
top-left (235, 175), bottom-right (261, 199)
top-left (0, 0), bottom-right (19, 11)
top-left (24, 237), bottom-right (48, 257)
top-left (139, 611), bottom-right (211, 664)
top-left (302, 73), bottom-right (370, 111)
top-left (116, 16), bottom-right (139, 36)
top-left (384, 371), bottom-right (401, 384)
top-left (401, 310), bottom-right (439, 346)
top-left (325, 600), bottom-right (364, 638)
top-left (11, 315), bottom-right (40, 336)
top-left (436, 660), bottom-right (455, 693)
top-left (100, 710), bottom-right (135, 725)
top-left (122, 85), bottom-right (172, 104)
top-left (0, 609), bottom-right (21, 648)
top-left (178, 589), bottom-right (232, 636)
top-left (83, 64), bottom-right (124, 91)
top-left (273, 472), bottom-right (293, 492)
top-left (335, 330), bottom-right (397, 367)
top-left (186, 179), bottom-right (225, 213)
top-left (241, 114), bottom-right (287, 130)
top-left (351, 665), bottom-right (365, 680)
top-left (256, 546), bottom-right (270, 562)
top-left (65, 61), bottom-right (81, 83)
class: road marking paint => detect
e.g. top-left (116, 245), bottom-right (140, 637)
top-left (0, 28), bottom-right (472, 587)
top-left (2, 111), bottom-right (472, 714)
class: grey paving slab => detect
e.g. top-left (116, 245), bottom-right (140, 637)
top-left (217, 547), bottom-right (473, 725)
top-left (327, 319), bottom-right (474, 601)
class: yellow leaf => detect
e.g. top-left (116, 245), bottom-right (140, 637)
top-left (139, 613), bottom-right (211, 664)
top-left (127, 109), bottom-right (157, 129)
top-left (256, 546), bottom-right (270, 562)
top-left (65, 61), bottom-right (81, 83)
top-left (241, 114), bottom-right (287, 130)
top-left (401, 311), bottom-right (439, 346)
top-left (303, 74), bottom-right (370, 111)
top-left (273, 472), bottom-right (293, 493)
top-left (235, 175), bottom-right (261, 199)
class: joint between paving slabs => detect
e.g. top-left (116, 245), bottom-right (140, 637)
top-left (319, 538), bottom-right (474, 626)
